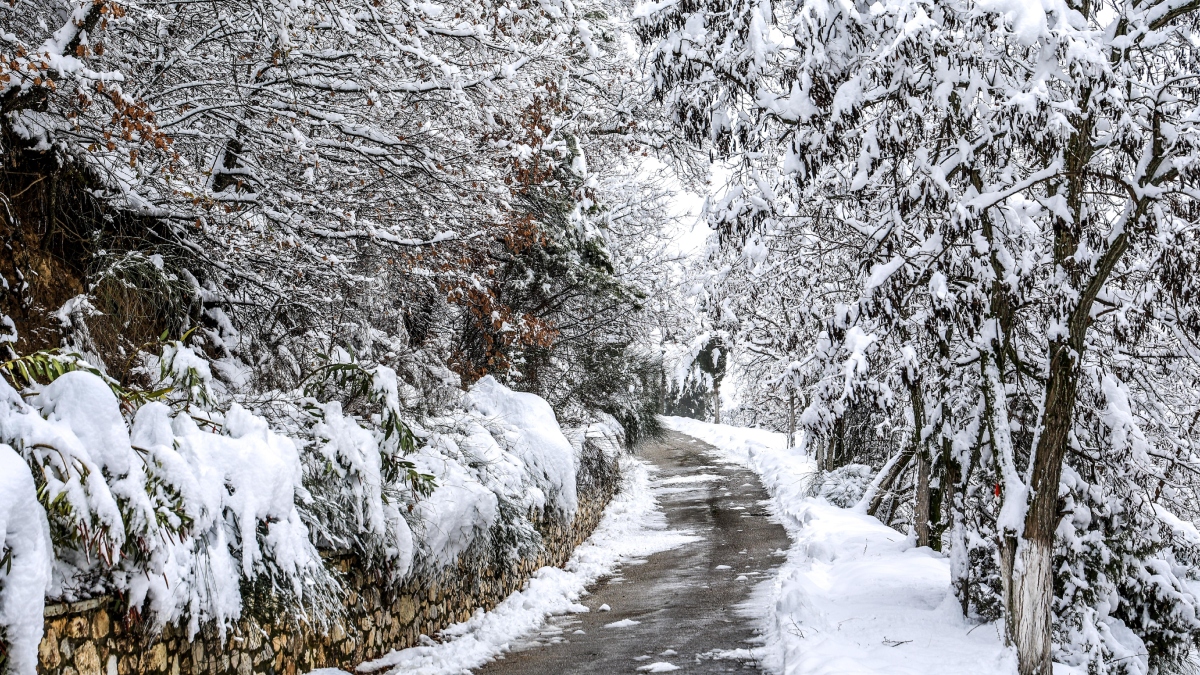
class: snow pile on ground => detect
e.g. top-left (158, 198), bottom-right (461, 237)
top-left (357, 457), bottom-right (699, 675)
top-left (661, 416), bottom-right (1019, 675)
top-left (0, 443), bottom-right (52, 675)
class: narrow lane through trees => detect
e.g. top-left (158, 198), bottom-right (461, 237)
top-left (477, 430), bottom-right (790, 674)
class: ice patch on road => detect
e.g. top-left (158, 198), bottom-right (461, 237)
top-left (604, 618), bottom-right (642, 628)
top-left (636, 663), bottom-right (679, 672)
top-left (355, 457), bottom-right (698, 675)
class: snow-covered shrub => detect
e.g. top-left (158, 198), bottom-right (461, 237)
top-left (0, 347), bottom-right (341, 638)
top-left (0, 324), bottom-right (619, 675)
top-left (297, 352), bottom-right (431, 579)
top-left (86, 252), bottom-right (195, 383)
top-left (392, 376), bottom-right (585, 573)
top-left (467, 377), bottom-right (578, 520)
top-left (0, 444), bottom-right (52, 675)
top-left (0, 365), bottom-right (177, 590)
top-left (810, 464), bottom-right (874, 508)
top-left (1053, 466), bottom-right (1200, 675)
top-left (963, 531), bottom-right (1004, 623)
top-left (159, 340), bottom-right (216, 409)
top-left (573, 415), bottom-right (626, 497)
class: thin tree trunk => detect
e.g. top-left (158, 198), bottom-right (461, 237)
top-left (787, 389), bottom-right (796, 449)
top-left (830, 414), bottom-right (845, 471)
top-left (914, 449), bottom-right (931, 547)
top-left (867, 445), bottom-right (915, 516)
top-left (931, 435), bottom-right (955, 552)
top-left (908, 380), bottom-right (931, 547)
top-left (713, 383), bottom-right (721, 425)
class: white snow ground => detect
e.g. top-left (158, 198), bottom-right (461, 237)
top-left (660, 416), bottom-right (1054, 675)
top-left (356, 457), bottom-right (699, 675)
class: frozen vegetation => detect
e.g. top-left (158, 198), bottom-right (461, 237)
top-left (0, 349), bottom-right (623, 675)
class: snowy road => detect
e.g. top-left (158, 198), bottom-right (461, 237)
top-left (476, 430), bottom-right (791, 674)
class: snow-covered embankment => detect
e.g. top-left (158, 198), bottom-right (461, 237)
top-left (661, 416), bottom-right (1017, 675)
top-left (0, 351), bottom-right (639, 675)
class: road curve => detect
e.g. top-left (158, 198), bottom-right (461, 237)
top-left (475, 429), bottom-right (791, 674)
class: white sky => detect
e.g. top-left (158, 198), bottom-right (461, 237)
top-left (641, 156), bottom-right (722, 258)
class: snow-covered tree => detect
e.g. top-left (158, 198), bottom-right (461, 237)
top-left (639, 0), bottom-right (1200, 670)
top-left (0, 0), bottom-right (694, 664)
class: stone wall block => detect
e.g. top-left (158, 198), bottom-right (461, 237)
top-left (91, 612), bottom-right (110, 640)
top-left (74, 642), bottom-right (100, 675)
top-left (39, 628), bottom-right (61, 669)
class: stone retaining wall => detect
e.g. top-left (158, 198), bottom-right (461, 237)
top-left (36, 475), bottom-right (616, 675)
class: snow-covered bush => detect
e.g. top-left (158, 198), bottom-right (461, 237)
top-left (395, 376), bottom-right (584, 572)
top-left (571, 415), bottom-right (626, 497)
top-left (295, 351), bottom-right (432, 578)
top-left (0, 444), bottom-right (52, 675)
top-left (1053, 471), bottom-right (1200, 675)
top-left (0, 352), bottom-right (340, 637)
top-left (0, 340), bottom-right (606, 675)
top-left (810, 464), bottom-right (874, 508)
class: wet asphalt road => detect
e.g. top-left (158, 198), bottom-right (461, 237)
top-left (475, 429), bottom-right (792, 675)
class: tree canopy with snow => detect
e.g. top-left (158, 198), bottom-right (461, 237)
top-left (638, 0), bottom-right (1200, 670)
top-left (0, 0), bottom-right (694, 670)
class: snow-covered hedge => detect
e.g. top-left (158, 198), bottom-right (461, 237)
top-left (0, 348), bottom-right (605, 675)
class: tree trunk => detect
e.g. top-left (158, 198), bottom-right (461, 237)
top-left (1008, 336), bottom-right (1079, 674)
top-left (914, 449), bottom-right (931, 547)
top-left (713, 383), bottom-right (721, 425)
top-left (1003, 533), bottom-right (1055, 675)
top-left (787, 389), bottom-right (796, 449)
top-left (908, 380), bottom-right (931, 547)
top-left (830, 415), bottom-right (845, 471)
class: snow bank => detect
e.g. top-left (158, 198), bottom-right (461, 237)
top-left (0, 444), bottom-right (53, 675)
top-left (467, 376), bottom-right (577, 517)
top-left (356, 457), bottom-right (698, 675)
top-left (0, 346), bottom-right (628, 663)
top-left (661, 416), bottom-right (1021, 675)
